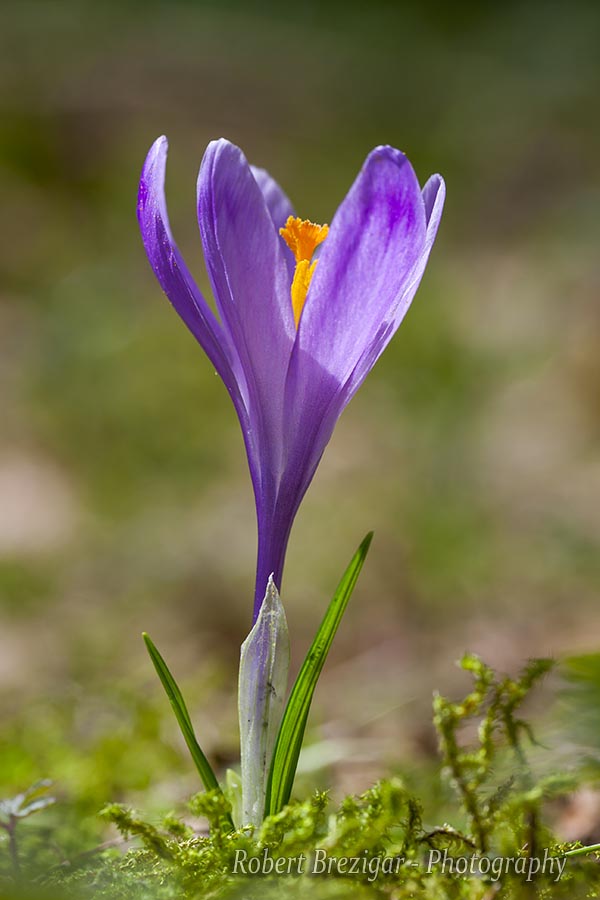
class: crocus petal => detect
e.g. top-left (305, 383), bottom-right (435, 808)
top-left (137, 137), bottom-right (245, 412)
top-left (250, 165), bottom-right (295, 230)
top-left (277, 157), bottom-right (445, 539)
top-left (197, 141), bottom-right (295, 481)
top-left (251, 165), bottom-right (296, 279)
top-left (198, 141), bottom-right (300, 618)
top-left (344, 172), bottom-right (446, 396)
top-left (295, 144), bottom-right (427, 388)
top-left (422, 174), bottom-right (446, 257)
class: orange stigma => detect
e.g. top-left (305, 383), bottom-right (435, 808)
top-left (280, 216), bottom-right (328, 327)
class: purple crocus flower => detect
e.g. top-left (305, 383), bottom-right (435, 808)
top-left (138, 138), bottom-right (444, 622)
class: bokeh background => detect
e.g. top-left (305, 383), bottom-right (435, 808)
top-left (1, 0), bottom-right (599, 851)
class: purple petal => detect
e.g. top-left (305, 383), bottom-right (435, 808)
top-left (295, 145), bottom-right (427, 387)
top-left (197, 141), bottom-right (296, 530)
top-left (250, 165), bottom-right (295, 230)
top-left (344, 172), bottom-right (446, 397)
top-left (198, 141), bottom-right (295, 360)
top-left (251, 165), bottom-right (296, 279)
top-left (137, 137), bottom-right (245, 410)
top-left (422, 174), bottom-right (446, 253)
top-left (276, 153), bottom-right (445, 546)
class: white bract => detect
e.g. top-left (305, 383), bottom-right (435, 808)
top-left (238, 576), bottom-right (290, 826)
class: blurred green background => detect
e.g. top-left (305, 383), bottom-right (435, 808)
top-left (1, 0), bottom-right (599, 856)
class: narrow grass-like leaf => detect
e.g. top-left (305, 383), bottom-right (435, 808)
top-left (265, 532), bottom-right (373, 816)
top-left (142, 633), bottom-right (234, 830)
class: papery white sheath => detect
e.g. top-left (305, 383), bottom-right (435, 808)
top-left (238, 576), bottom-right (289, 826)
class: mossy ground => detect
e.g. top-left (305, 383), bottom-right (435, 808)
top-left (3, 655), bottom-right (600, 898)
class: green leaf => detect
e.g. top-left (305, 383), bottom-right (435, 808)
top-left (265, 532), bottom-right (373, 817)
top-left (142, 633), bottom-right (234, 831)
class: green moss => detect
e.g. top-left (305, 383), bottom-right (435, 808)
top-left (3, 656), bottom-right (598, 899)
